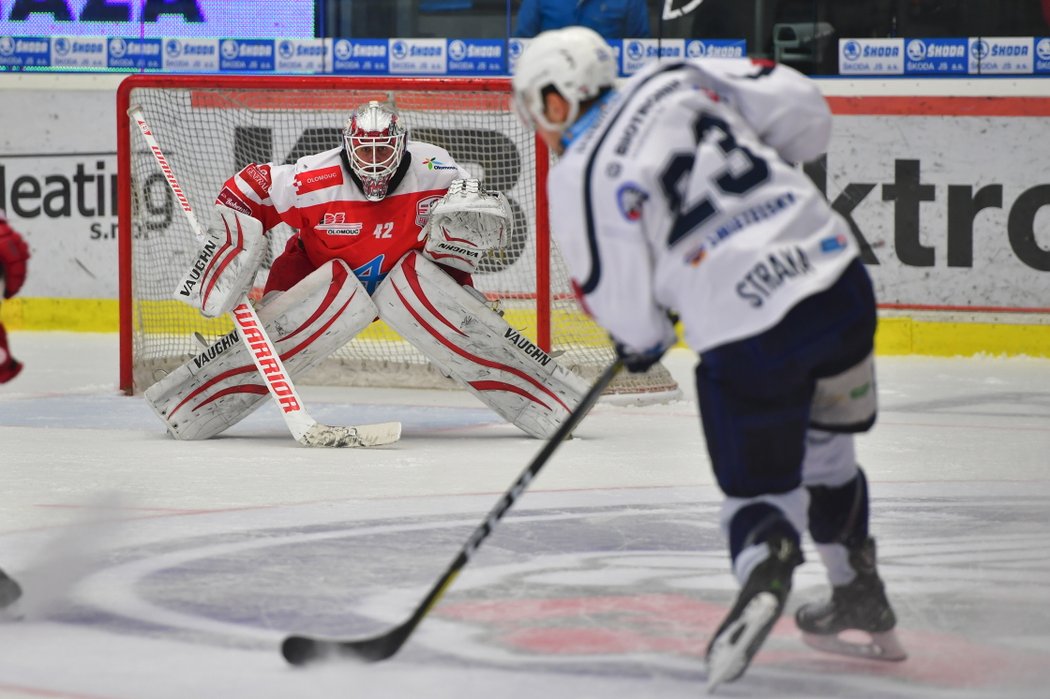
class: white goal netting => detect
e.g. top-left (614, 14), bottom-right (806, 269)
top-left (117, 75), bottom-right (680, 401)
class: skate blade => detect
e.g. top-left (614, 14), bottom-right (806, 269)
top-left (802, 628), bottom-right (907, 662)
top-left (705, 592), bottom-right (779, 694)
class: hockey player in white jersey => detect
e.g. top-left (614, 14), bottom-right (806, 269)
top-left (144, 100), bottom-right (589, 443)
top-left (513, 27), bottom-right (904, 690)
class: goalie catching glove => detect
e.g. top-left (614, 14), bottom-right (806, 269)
top-left (420, 179), bottom-right (512, 273)
top-left (175, 204), bottom-right (268, 318)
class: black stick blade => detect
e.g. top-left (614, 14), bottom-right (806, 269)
top-left (282, 635), bottom-right (324, 666)
top-left (282, 627), bottom-right (406, 666)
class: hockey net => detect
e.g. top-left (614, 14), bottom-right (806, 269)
top-left (117, 75), bottom-right (680, 401)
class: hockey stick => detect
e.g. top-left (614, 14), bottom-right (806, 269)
top-left (281, 359), bottom-right (623, 665)
top-left (128, 106), bottom-right (401, 448)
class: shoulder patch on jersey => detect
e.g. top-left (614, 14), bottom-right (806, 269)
top-left (616, 182), bottom-right (648, 221)
top-left (295, 165), bottom-right (344, 195)
top-left (241, 164), bottom-right (272, 199)
top-left (415, 194), bottom-right (442, 227)
top-left (420, 157), bottom-right (459, 171)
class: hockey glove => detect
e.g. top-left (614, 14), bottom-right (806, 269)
top-left (0, 220), bottom-right (30, 299)
top-left (174, 204), bottom-right (267, 318)
top-left (614, 338), bottom-right (672, 374)
top-left (421, 179), bottom-right (512, 273)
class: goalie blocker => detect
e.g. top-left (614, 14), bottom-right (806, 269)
top-left (375, 252), bottom-right (590, 439)
top-left (145, 260), bottom-right (377, 440)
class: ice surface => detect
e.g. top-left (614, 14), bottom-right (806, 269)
top-left (0, 332), bottom-right (1048, 698)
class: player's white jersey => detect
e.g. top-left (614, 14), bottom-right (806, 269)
top-left (548, 58), bottom-right (859, 354)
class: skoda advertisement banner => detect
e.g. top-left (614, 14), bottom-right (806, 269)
top-left (1037, 37), bottom-right (1050, 74)
top-left (218, 38), bottom-right (274, 72)
top-left (447, 39), bottom-right (504, 75)
top-left (162, 37), bottom-right (219, 72)
top-left (389, 38), bottom-right (446, 75)
top-left (904, 38), bottom-right (967, 75)
top-left (106, 37), bottom-right (161, 69)
top-left (839, 38), bottom-right (905, 75)
top-left (0, 0), bottom-right (316, 39)
top-left (0, 36), bottom-right (49, 67)
top-left (685, 39), bottom-right (746, 58)
top-left (331, 38), bottom-right (387, 74)
top-left (969, 36), bottom-right (1034, 74)
top-left (51, 36), bottom-right (107, 69)
top-left (275, 38), bottom-right (328, 74)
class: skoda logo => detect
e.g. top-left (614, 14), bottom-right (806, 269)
top-left (334, 39), bottom-right (351, 60)
top-left (1037, 38), bottom-right (1050, 61)
top-left (279, 40), bottom-right (294, 59)
top-left (686, 40), bottom-right (705, 58)
top-left (221, 40), bottom-right (239, 60)
top-left (391, 40), bottom-right (408, 59)
top-left (449, 40), bottom-right (466, 61)
top-left (509, 39), bottom-right (524, 59)
top-left (907, 39), bottom-right (926, 61)
top-left (0, 37), bottom-right (14, 57)
top-left (109, 38), bottom-right (127, 58)
top-left (842, 40), bottom-right (861, 61)
top-left (971, 39), bottom-right (989, 59)
top-left (626, 41), bottom-right (644, 61)
top-left (165, 39), bottom-right (182, 57)
top-left (54, 38), bottom-right (71, 56)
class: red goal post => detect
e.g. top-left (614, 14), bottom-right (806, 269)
top-left (116, 74), bottom-right (680, 400)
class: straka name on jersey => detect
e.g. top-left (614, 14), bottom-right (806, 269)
top-left (294, 165), bottom-right (343, 195)
top-left (617, 182), bottom-right (648, 221)
top-left (416, 194), bottom-right (442, 227)
top-left (421, 157), bottom-right (458, 171)
top-left (735, 246), bottom-right (814, 309)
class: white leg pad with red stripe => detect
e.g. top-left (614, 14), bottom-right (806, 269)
top-left (374, 251), bottom-right (590, 439)
top-left (144, 260), bottom-right (376, 441)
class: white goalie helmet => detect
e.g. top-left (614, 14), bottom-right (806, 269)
top-left (343, 100), bottom-right (407, 201)
top-left (512, 26), bottom-right (617, 133)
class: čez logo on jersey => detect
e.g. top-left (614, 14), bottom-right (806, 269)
top-left (316, 212), bottom-right (362, 236)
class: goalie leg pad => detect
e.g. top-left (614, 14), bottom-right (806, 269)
top-left (145, 260), bottom-right (377, 440)
top-left (374, 251), bottom-right (590, 439)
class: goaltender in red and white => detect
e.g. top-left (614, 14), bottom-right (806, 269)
top-left (145, 100), bottom-right (589, 441)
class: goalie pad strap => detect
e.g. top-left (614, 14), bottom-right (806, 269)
top-left (375, 252), bottom-right (589, 439)
top-left (146, 260), bottom-right (376, 440)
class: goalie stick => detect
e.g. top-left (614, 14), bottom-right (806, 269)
top-left (280, 359), bottom-right (623, 665)
top-left (128, 106), bottom-right (400, 449)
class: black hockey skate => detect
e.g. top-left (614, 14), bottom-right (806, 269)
top-left (795, 537), bottom-right (906, 661)
top-left (0, 567), bottom-right (22, 619)
top-left (705, 535), bottom-right (803, 693)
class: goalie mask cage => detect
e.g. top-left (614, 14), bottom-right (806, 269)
top-left (116, 75), bottom-right (679, 401)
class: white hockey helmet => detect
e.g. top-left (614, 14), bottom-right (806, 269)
top-left (512, 26), bottom-right (617, 133)
top-left (343, 100), bottom-right (407, 201)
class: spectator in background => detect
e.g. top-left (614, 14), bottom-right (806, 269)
top-left (0, 208), bottom-right (30, 384)
top-left (514, 0), bottom-right (650, 39)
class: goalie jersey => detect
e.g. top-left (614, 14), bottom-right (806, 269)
top-left (217, 142), bottom-right (469, 293)
top-left (548, 58), bottom-right (860, 354)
